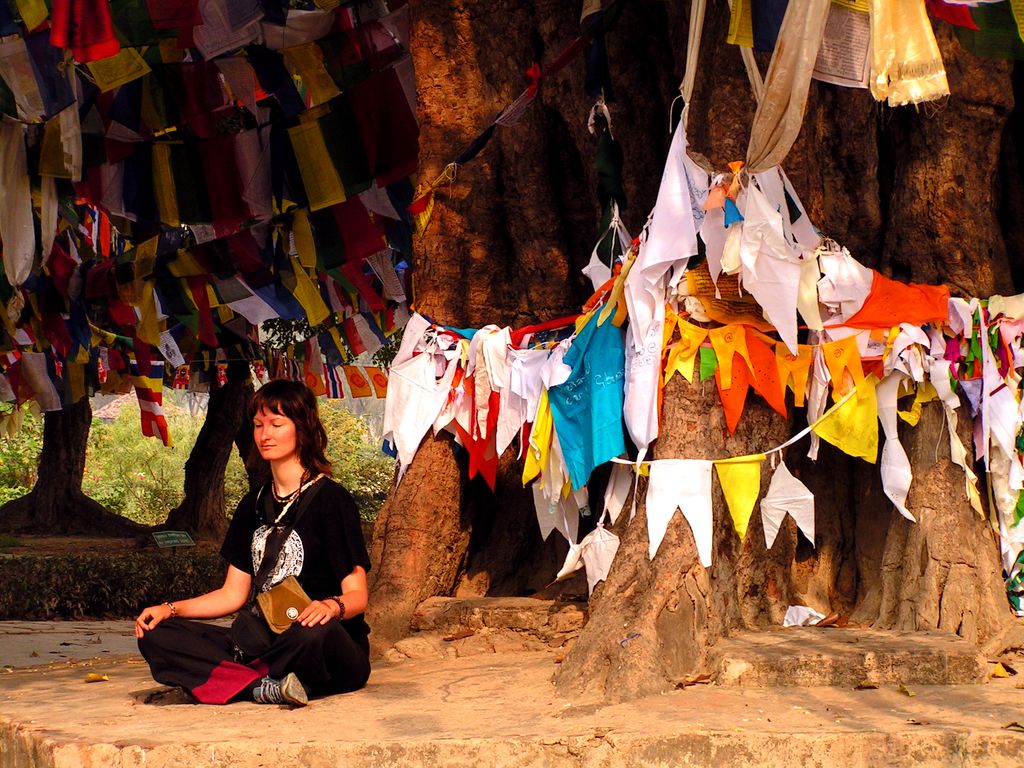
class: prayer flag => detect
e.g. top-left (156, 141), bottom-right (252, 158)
top-left (86, 48), bottom-right (151, 92)
top-left (343, 365), bottom-right (372, 397)
top-left (131, 356), bottom-right (172, 446)
top-left (349, 67), bottom-right (420, 187)
top-left (50, 0), bottom-right (121, 62)
top-left (714, 455), bottom-right (766, 539)
top-left (365, 365), bottom-right (388, 397)
top-left (728, 0), bottom-right (755, 46)
top-left (812, 377), bottom-right (879, 463)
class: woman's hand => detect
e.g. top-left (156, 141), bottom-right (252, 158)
top-left (134, 603), bottom-right (174, 638)
top-left (298, 599), bottom-right (339, 627)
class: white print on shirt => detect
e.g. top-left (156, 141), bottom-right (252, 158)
top-left (251, 526), bottom-right (305, 591)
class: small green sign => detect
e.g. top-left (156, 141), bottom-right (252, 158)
top-left (152, 531), bottom-right (196, 549)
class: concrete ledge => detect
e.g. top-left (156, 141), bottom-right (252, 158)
top-left (3, 649), bottom-right (1023, 768)
top-left (5, 725), bottom-right (1024, 768)
top-left (717, 627), bottom-right (988, 687)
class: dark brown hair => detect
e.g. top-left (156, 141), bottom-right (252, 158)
top-left (248, 379), bottom-right (332, 476)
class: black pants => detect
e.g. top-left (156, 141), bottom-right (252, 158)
top-left (138, 617), bottom-right (370, 704)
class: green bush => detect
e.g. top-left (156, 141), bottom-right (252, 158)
top-left (320, 402), bottom-right (394, 521)
top-left (0, 395), bottom-right (393, 527)
top-left (0, 551), bottom-right (225, 620)
top-left (83, 405), bottom-right (211, 526)
top-left (0, 404), bottom-right (41, 498)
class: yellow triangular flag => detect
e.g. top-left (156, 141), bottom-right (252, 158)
top-left (897, 381), bottom-right (937, 427)
top-left (714, 455), bottom-right (766, 539)
top-left (812, 376), bottom-right (879, 463)
top-left (665, 320), bottom-right (708, 384)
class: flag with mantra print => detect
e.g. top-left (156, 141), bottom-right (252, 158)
top-left (342, 365), bottom-right (373, 397)
top-left (365, 366), bottom-right (388, 397)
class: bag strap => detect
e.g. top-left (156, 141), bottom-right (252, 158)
top-left (249, 476), bottom-right (325, 598)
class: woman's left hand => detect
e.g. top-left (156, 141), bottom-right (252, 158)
top-left (298, 599), bottom-right (339, 627)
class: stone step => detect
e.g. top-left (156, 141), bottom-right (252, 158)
top-left (387, 597), bottom-right (588, 661)
top-left (716, 627), bottom-right (989, 687)
top-left (411, 596), bottom-right (587, 642)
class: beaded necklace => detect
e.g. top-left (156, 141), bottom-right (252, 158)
top-left (269, 472), bottom-right (324, 525)
top-left (271, 472), bottom-right (308, 505)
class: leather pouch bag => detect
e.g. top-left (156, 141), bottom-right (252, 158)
top-left (256, 575), bottom-right (312, 634)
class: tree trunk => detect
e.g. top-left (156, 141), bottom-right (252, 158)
top-left (163, 361), bottom-right (254, 540)
top-left (558, 10), bottom-right (1018, 700)
top-left (0, 399), bottom-right (145, 536)
top-left (367, 433), bottom-right (468, 650)
top-left (234, 407), bottom-right (271, 492)
top-left (371, 0), bottom-right (1022, 690)
top-left (849, 25), bottom-right (1015, 647)
top-left (367, 0), bottom-right (677, 651)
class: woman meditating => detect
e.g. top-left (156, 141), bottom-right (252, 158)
top-left (136, 379), bottom-right (371, 706)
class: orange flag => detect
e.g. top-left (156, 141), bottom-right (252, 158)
top-left (365, 366), bottom-right (388, 398)
top-left (744, 328), bottom-right (787, 419)
top-left (715, 353), bottom-right (750, 434)
top-left (343, 365), bottom-right (372, 397)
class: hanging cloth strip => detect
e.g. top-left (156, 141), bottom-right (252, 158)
top-left (50, 0), bottom-right (121, 62)
top-left (745, 0), bottom-right (832, 172)
top-left (0, 120), bottom-right (34, 287)
top-left (868, 0), bottom-right (950, 107)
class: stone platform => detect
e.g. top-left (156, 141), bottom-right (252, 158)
top-left (1, 616), bottom-right (1023, 767)
top-left (717, 626), bottom-right (989, 687)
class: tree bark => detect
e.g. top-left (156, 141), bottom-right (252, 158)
top-left (371, 0), bottom-right (1022, 691)
top-left (367, 0), bottom-right (676, 653)
top-left (0, 399), bottom-right (145, 536)
top-left (163, 361), bottom-right (254, 540)
top-left (234, 408), bottom-right (271, 492)
top-left (367, 434), bottom-right (468, 650)
top-left (556, 379), bottom-right (793, 700)
top-left (558, 10), bottom-right (1018, 700)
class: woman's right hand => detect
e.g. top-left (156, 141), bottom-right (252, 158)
top-left (134, 603), bottom-right (174, 638)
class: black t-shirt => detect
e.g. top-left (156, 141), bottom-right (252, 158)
top-left (220, 477), bottom-right (372, 652)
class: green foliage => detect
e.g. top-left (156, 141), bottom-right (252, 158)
top-left (261, 318), bottom-right (402, 370)
top-left (0, 534), bottom-right (22, 549)
top-left (0, 552), bottom-right (224, 620)
top-left (0, 404), bottom-right (42, 504)
top-left (372, 329), bottom-right (402, 368)
top-left (82, 405), bottom-right (207, 526)
top-left (320, 401), bottom-right (394, 521)
top-left (0, 393), bottom-right (391, 526)
top-left (261, 318), bottom-right (317, 350)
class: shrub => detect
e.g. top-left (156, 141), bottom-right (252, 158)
top-left (0, 394), bottom-right (393, 527)
top-left (83, 405), bottom-right (207, 526)
top-left (320, 402), bottom-right (394, 521)
top-left (0, 404), bottom-right (42, 497)
top-left (0, 551), bottom-right (225, 620)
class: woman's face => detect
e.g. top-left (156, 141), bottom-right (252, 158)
top-left (253, 407), bottom-right (298, 464)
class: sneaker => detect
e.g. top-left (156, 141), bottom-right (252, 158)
top-left (253, 673), bottom-right (308, 707)
top-left (279, 672), bottom-right (309, 707)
